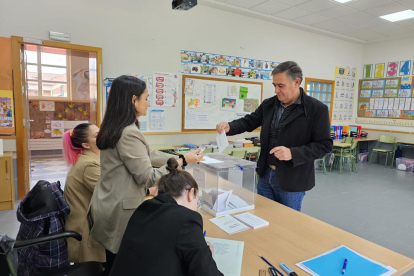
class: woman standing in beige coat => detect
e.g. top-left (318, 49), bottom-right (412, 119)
top-left (89, 75), bottom-right (203, 276)
top-left (62, 123), bottom-right (105, 263)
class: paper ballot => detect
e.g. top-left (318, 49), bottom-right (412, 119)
top-left (233, 213), bottom-right (269, 229)
top-left (217, 131), bottom-right (229, 153)
top-left (205, 237), bottom-right (244, 276)
top-left (211, 190), bottom-right (233, 212)
top-left (210, 215), bottom-right (250, 235)
top-left (200, 156), bottom-right (224, 164)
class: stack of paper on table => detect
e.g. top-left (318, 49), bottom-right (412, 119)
top-left (210, 215), bottom-right (250, 234)
top-left (205, 237), bottom-right (244, 276)
top-left (233, 212), bottom-right (269, 229)
top-left (296, 245), bottom-right (396, 276)
top-left (210, 213), bottom-right (269, 234)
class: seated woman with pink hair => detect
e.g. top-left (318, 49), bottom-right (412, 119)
top-left (62, 123), bottom-right (105, 263)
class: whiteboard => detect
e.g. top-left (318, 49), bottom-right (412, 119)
top-left (182, 75), bottom-right (263, 131)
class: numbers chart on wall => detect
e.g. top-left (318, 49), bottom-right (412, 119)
top-left (364, 60), bottom-right (413, 79)
top-left (357, 76), bottom-right (414, 122)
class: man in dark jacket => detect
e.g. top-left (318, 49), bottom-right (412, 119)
top-left (216, 61), bottom-right (332, 211)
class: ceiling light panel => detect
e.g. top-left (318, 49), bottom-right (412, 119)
top-left (380, 9), bottom-right (414, 22)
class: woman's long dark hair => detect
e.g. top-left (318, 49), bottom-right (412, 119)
top-left (97, 75), bottom-right (146, 150)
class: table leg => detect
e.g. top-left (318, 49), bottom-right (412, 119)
top-left (340, 148), bottom-right (343, 174)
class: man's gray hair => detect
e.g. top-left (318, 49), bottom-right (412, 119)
top-left (272, 61), bottom-right (303, 84)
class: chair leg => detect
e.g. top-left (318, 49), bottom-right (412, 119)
top-left (385, 153), bottom-right (388, 168)
top-left (322, 159), bottom-right (327, 175)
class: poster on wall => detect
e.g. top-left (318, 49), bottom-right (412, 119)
top-left (72, 69), bottom-right (90, 101)
top-left (355, 76), bottom-right (414, 123)
top-left (0, 90), bottom-right (15, 136)
top-left (181, 50), bottom-right (277, 80)
top-left (152, 72), bottom-right (179, 108)
top-left (39, 101), bottom-right (55, 111)
top-left (332, 66), bottom-right (356, 122)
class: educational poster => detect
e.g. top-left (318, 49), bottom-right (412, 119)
top-left (357, 76), bottom-right (414, 122)
top-left (0, 90), bottom-right (15, 135)
top-left (386, 62), bottom-right (399, 77)
top-left (221, 98), bottom-right (237, 111)
top-left (181, 50), bottom-right (276, 80)
top-left (332, 66), bottom-right (356, 122)
top-left (152, 72), bottom-right (178, 108)
top-left (183, 76), bottom-right (262, 130)
top-left (149, 110), bottom-right (165, 131)
top-left (363, 64), bottom-right (373, 79)
top-left (50, 121), bottom-right (64, 137)
top-left (204, 84), bottom-right (216, 104)
top-left (374, 63), bottom-right (385, 78)
top-left (39, 101), bottom-right (55, 111)
top-left (400, 60), bottom-right (411, 76)
top-left (243, 99), bottom-right (259, 112)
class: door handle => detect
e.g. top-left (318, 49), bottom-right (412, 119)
top-left (29, 120), bottom-right (34, 122)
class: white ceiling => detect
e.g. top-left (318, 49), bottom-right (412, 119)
top-left (200, 0), bottom-right (414, 44)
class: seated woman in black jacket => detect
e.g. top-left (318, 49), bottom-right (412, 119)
top-left (109, 158), bottom-right (224, 276)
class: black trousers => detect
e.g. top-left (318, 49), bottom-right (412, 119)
top-left (102, 250), bottom-right (116, 276)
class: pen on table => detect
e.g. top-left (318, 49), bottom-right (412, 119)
top-left (342, 259), bottom-right (348, 275)
top-left (280, 263), bottom-right (298, 276)
top-left (203, 230), bottom-right (206, 237)
top-left (258, 254), bottom-right (284, 276)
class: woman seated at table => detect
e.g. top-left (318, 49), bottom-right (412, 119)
top-left (62, 123), bottom-right (105, 263)
top-left (109, 158), bottom-right (224, 276)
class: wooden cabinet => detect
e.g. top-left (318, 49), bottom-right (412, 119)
top-left (0, 152), bottom-right (15, 211)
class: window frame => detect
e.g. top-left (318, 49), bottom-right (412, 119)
top-left (25, 46), bottom-right (71, 100)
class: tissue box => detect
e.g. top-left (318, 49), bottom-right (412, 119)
top-left (187, 153), bottom-right (256, 217)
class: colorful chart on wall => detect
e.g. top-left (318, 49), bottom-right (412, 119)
top-left (332, 66), bottom-right (356, 122)
top-left (357, 76), bottom-right (414, 122)
top-left (182, 75), bottom-right (263, 131)
top-left (0, 90), bottom-right (15, 135)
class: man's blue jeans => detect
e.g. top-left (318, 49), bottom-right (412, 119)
top-left (257, 168), bottom-right (305, 211)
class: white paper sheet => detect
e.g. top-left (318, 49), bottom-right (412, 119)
top-left (205, 237), bottom-right (244, 276)
top-left (217, 131), bottom-right (229, 153)
top-left (233, 212), bottom-right (269, 229)
top-left (228, 194), bottom-right (250, 209)
top-left (210, 214), bottom-right (250, 235)
top-left (213, 190), bottom-right (233, 212)
top-left (201, 156), bottom-right (224, 164)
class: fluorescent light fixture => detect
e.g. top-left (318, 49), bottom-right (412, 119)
top-left (380, 9), bottom-right (414, 22)
top-left (332, 0), bottom-right (353, 3)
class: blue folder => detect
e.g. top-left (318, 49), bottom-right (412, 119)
top-left (302, 246), bottom-right (391, 276)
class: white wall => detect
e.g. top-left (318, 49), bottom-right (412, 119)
top-left (361, 37), bottom-right (414, 141)
top-left (0, 0), bottom-right (365, 147)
